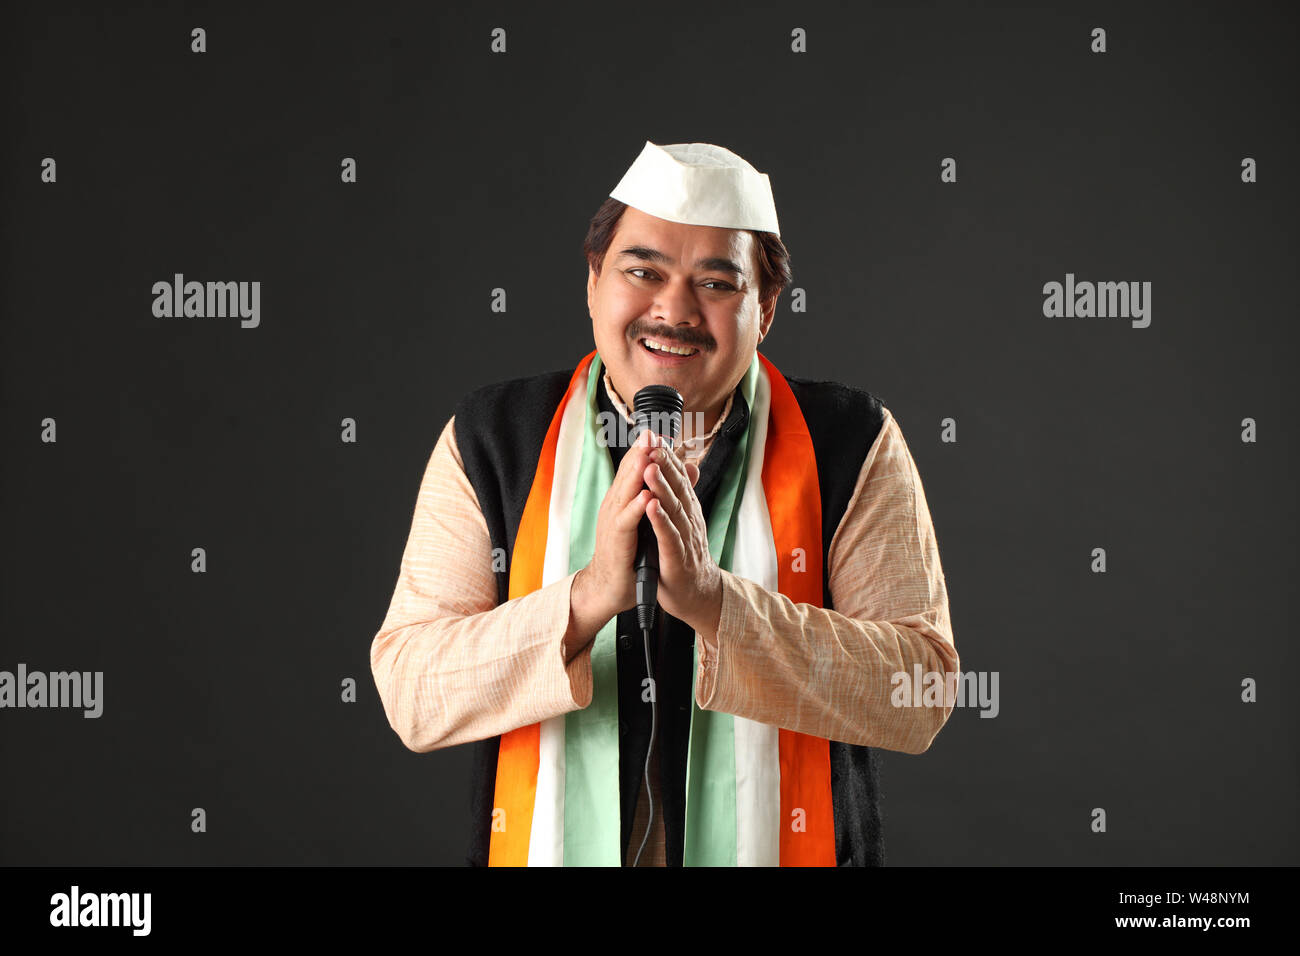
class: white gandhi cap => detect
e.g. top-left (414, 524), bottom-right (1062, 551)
top-left (608, 140), bottom-right (781, 238)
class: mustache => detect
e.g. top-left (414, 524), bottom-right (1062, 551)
top-left (628, 322), bottom-right (714, 351)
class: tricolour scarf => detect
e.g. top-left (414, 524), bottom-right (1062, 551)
top-left (489, 349), bottom-right (835, 866)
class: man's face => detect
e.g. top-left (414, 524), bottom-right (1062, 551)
top-left (587, 206), bottom-right (776, 423)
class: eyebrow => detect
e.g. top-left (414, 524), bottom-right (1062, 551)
top-left (614, 245), bottom-right (748, 278)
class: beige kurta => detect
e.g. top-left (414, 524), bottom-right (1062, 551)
top-left (370, 374), bottom-right (959, 866)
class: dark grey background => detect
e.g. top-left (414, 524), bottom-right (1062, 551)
top-left (1, 0), bottom-right (1295, 865)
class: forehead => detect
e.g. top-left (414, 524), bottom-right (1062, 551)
top-left (611, 206), bottom-right (754, 261)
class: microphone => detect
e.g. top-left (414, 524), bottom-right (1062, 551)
top-left (631, 385), bottom-right (684, 637)
top-left (629, 383), bottom-right (681, 868)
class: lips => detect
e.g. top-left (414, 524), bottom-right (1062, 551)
top-left (640, 336), bottom-right (699, 356)
top-left (639, 337), bottom-right (701, 365)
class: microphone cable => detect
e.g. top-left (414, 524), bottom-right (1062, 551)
top-left (627, 384), bottom-right (681, 867)
top-left (631, 614), bottom-right (659, 867)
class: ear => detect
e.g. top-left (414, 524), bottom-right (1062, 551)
top-left (756, 291), bottom-right (777, 344)
top-left (587, 263), bottom-right (599, 314)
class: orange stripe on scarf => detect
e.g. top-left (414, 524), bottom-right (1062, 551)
top-left (488, 351), bottom-right (598, 866)
top-left (758, 353), bottom-right (837, 866)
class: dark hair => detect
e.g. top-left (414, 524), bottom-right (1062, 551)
top-left (582, 197), bottom-right (792, 306)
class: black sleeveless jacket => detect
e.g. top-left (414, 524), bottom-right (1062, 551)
top-left (452, 361), bottom-right (888, 866)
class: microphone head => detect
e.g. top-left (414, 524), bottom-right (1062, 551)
top-left (632, 385), bottom-right (684, 449)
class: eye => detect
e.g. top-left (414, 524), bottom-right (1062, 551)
top-left (626, 268), bottom-right (734, 291)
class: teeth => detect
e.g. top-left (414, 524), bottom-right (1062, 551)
top-left (643, 338), bottom-right (698, 356)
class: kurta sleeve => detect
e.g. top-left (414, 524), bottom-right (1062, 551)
top-left (693, 406), bottom-right (959, 754)
top-left (369, 416), bottom-right (594, 753)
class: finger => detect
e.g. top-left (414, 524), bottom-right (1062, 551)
top-left (609, 432), bottom-right (655, 507)
top-left (660, 443), bottom-right (698, 503)
top-left (614, 487), bottom-right (651, 532)
top-left (645, 461), bottom-right (692, 541)
top-left (650, 446), bottom-right (694, 514)
top-left (663, 451), bottom-right (704, 526)
top-left (647, 496), bottom-right (685, 571)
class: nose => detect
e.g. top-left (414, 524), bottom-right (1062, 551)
top-left (650, 274), bottom-right (704, 329)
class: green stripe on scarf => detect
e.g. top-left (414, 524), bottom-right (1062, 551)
top-left (562, 356), bottom-right (621, 865)
top-left (562, 353), bottom-right (759, 866)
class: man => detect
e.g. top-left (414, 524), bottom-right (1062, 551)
top-left (370, 140), bottom-right (958, 867)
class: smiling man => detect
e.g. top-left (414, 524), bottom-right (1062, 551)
top-left (590, 203), bottom-right (768, 450)
top-left (370, 141), bottom-right (959, 867)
